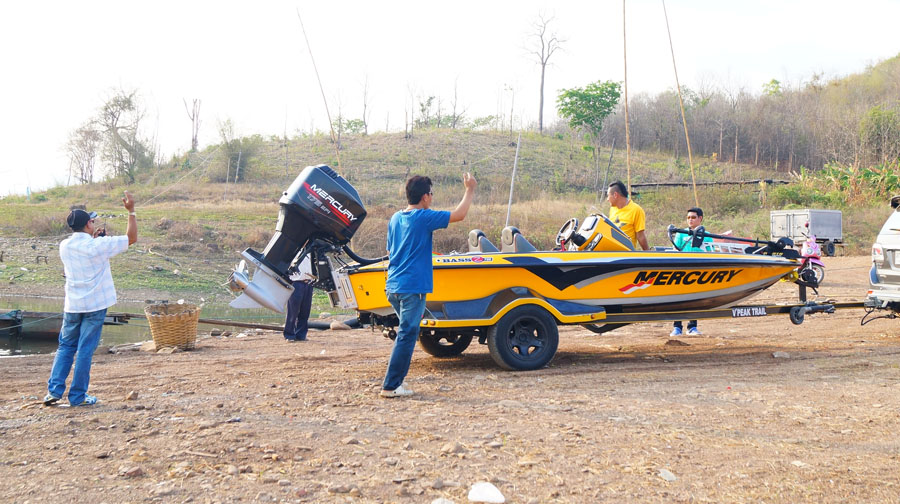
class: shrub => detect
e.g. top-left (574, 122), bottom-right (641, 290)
top-left (27, 214), bottom-right (69, 236)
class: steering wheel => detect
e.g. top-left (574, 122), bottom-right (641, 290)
top-left (555, 218), bottom-right (579, 247)
top-left (667, 224), bottom-right (684, 251)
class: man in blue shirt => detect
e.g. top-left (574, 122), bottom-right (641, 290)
top-left (380, 172), bottom-right (477, 397)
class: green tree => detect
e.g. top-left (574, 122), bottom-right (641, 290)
top-left (556, 80), bottom-right (621, 189)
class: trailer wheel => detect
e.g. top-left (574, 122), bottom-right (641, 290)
top-left (487, 306), bottom-right (559, 371)
top-left (824, 240), bottom-right (836, 257)
top-left (419, 329), bottom-right (473, 357)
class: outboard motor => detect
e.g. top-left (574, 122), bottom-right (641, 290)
top-left (228, 164), bottom-right (366, 312)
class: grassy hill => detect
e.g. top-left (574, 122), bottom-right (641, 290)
top-left (0, 129), bottom-right (888, 301)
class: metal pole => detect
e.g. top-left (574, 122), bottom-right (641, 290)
top-left (505, 131), bottom-right (523, 228)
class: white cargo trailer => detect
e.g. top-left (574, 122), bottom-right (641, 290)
top-left (770, 209), bottom-right (842, 256)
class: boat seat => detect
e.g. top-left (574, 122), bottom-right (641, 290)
top-left (468, 229), bottom-right (499, 253)
top-left (500, 226), bottom-right (537, 253)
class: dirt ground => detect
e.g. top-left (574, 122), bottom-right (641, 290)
top-left (3, 255), bottom-right (900, 503)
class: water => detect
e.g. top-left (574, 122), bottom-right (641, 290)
top-left (0, 296), bottom-right (288, 357)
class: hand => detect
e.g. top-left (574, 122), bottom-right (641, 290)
top-left (122, 191), bottom-right (135, 212)
top-left (463, 172), bottom-right (477, 191)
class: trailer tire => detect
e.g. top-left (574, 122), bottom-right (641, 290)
top-left (487, 305), bottom-right (559, 371)
top-left (418, 329), bottom-right (473, 357)
top-left (824, 240), bottom-right (836, 257)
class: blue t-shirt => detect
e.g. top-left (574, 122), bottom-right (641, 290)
top-left (385, 209), bottom-right (451, 294)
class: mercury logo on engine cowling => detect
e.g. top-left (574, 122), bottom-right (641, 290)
top-left (619, 269), bottom-right (742, 294)
top-left (303, 182), bottom-right (358, 225)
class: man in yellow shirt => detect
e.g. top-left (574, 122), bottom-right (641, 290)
top-left (607, 180), bottom-right (649, 250)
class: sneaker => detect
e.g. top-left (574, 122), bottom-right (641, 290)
top-left (669, 327), bottom-right (682, 337)
top-left (380, 384), bottom-right (414, 398)
top-left (72, 395), bottom-right (99, 407)
top-left (687, 328), bottom-right (702, 336)
top-left (43, 393), bottom-right (60, 406)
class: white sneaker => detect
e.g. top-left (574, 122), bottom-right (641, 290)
top-left (670, 327), bottom-right (683, 337)
top-left (380, 384), bottom-right (414, 398)
top-left (687, 328), bottom-right (702, 336)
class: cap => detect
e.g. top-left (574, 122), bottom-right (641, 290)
top-left (66, 209), bottom-right (97, 230)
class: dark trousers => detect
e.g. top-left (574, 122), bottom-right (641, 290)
top-left (673, 320), bottom-right (697, 330)
top-left (284, 281), bottom-right (314, 340)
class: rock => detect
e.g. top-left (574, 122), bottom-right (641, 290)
top-left (330, 320), bottom-right (352, 330)
top-left (277, 479), bottom-right (291, 486)
top-left (118, 466), bottom-right (143, 478)
top-left (486, 441), bottom-right (503, 449)
top-left (328, 483), bottom-right (357, 494)
top-left (658, 469), bottom-right (677, 482)
top-left (152, 483), bottom-right (178, 496)
top-left (222, 330), bottom-right (232, 337)
top-left (383, 456), bottom-right (399, 465)
top-left (125, 391), bottom-right (138, 401)
top-left (665, 339), bottom-right (689, 346)
top-left (236, 332), bottom-right (248, 338)
top-left (210, 328), bottom-right (222, 336)
top-left (157, 346), bottom-right (179, 354)
top-left (468, 481), bottom-right (505, 503)
top-left (773, 351), bottom-right (791, 359)
top-left (431, 478), bottom-right (445, 489)
top-left (140, 341), bottom-right (157, 352)
top-left (432, 498), bottom-right (455, 504)
top-left (319, 312), bottom-right (332, 319)
top-left (441, 442), bottom-right (465, 454)
top-left (342, 436), bottom-right (360, 445)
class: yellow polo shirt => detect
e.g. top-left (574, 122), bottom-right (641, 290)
top-left (609, 200), bottom-right (646, 248)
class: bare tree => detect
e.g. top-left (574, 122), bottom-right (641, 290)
top-left (98, 88), bottom-right (149, 183)
top-left (529, 13), bottom-right (563, 134)
top-left (361, 75), bottom-right (371, 136)
top-left (449, 77), bottom-right (467, 129)
top-left (66, 121), bottom-right (101, 184)
top-left (183, 98), bottom-right (201, 151)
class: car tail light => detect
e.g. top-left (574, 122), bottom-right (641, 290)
top-left (872, 243), bottom-right (884, 263)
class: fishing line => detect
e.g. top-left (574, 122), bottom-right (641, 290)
top-left (296, 8), bottom-right (342, 172)
top-left (662, 0), bottom-right (699, 207)
top-left (140, 145), bottom-right (221, 207)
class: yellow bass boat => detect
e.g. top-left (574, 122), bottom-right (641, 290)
top-left (229, 165), bottom-right (808, 370)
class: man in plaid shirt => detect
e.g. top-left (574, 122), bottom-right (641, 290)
top-left (44, 191), bottom-right (138, 407)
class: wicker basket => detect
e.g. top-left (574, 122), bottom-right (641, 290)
top-left (144, 303), bottom-right (200, 350)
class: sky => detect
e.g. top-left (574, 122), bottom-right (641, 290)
top-left (2, 0), bottom-right (899, 196)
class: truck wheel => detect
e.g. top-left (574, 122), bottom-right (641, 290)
top-left (487, 306), bottom-right (559, 371)
top-left (419, 329), bottom-right (473, 357)
top-left (824, 240), bottom-right (836, 257)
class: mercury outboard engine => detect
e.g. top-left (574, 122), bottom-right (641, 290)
top-left (228, 164), bottom-right (366, 312)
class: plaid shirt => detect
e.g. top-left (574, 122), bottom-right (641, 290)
top-left (59, 232), bottom-right (129, 313)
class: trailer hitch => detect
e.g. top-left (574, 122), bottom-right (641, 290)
top-left (789, 302), bottom-right (835, 325)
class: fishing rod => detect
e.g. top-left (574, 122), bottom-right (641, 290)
top-left (505, 131), bottom-right (522, 228)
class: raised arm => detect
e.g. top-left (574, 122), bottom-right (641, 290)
top-left (122, 191), bottom-right (138, 245)
top-left (448, 172), bottom-right (477, 223)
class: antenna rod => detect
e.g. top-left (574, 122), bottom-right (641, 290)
top-left (296, 9), bottom-right (342, 172)
top-left (505, 131), bottom-right (522, 228)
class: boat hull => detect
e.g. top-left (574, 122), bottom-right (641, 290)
top-left (346, 250), bottom-right (799, 324)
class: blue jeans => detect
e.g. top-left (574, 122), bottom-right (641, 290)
top-left (47, 309), bottom-right (106, 405)
top-left (382, 292), bottom-right (426, 391)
